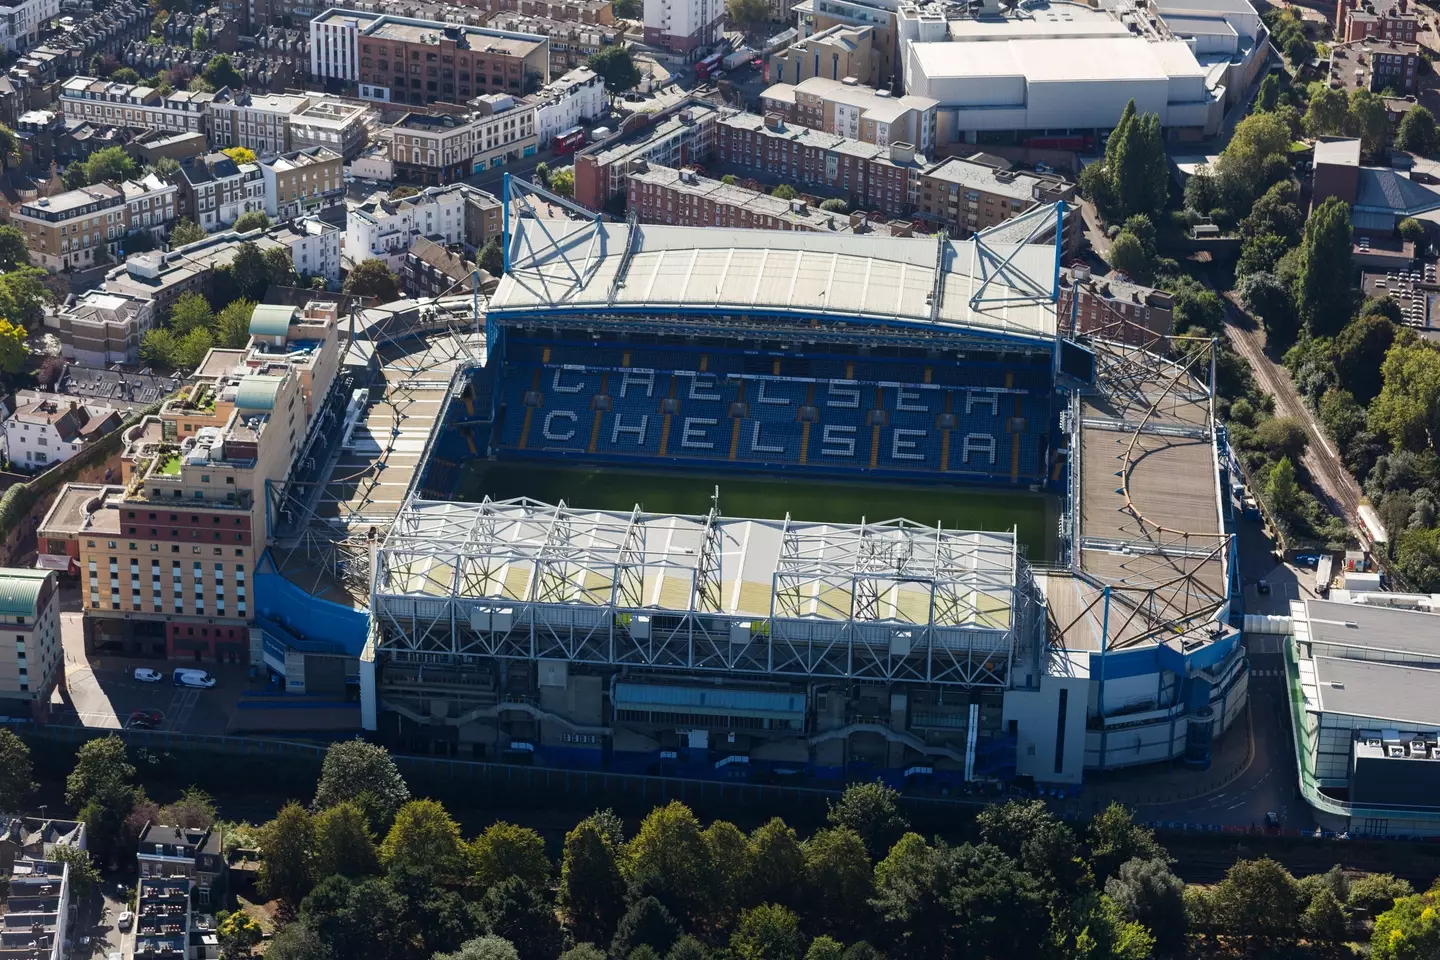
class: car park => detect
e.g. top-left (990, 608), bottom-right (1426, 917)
top-left (133, 668), bottom-right (163, 683)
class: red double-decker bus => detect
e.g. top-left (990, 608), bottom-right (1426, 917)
top-left (695, 52), bottom-right (724, 80)
top-left (552, 126), bottom-right (586, 154)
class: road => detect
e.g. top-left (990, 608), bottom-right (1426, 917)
top-left (1221, 294), bottom-right (1365, 526)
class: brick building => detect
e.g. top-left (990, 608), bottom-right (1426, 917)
top-left (915, 153), bottom-right (1077, 247)
top-left (759, 75), bottom-right (937, 154)
top-left (626, 163), bottom-right (864, 232)
top-left (573, 100), bottom-right (721, 210)
top-left (1336, 0), bottom-right (1416, 44)
top-left (1328, 36), bottom-right (1420, 95)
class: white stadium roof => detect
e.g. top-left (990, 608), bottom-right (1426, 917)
top-left (487, 217), bottom-right (1063, 342)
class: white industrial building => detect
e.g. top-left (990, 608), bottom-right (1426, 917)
top-left (904, 35), bottom-right (1225, 143)
top-left (1286, 592), bottom-right (1440, 836)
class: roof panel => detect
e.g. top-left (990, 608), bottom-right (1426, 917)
top-left (249, 304), bottom-right (297, 338)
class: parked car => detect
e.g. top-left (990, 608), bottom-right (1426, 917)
top-left (117, 913), bottom-right (133, 933)
top-left (172, 668), bottom-right (216, 689)
top-left (126, 709), bottom-right (162, 730)
top-left (1294, 553), bottom-right (1322, 569)
top-left (133, 668), bottom-right (163, 683)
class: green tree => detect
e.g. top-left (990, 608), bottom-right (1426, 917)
top-left (549, 168), bottom-right (575, 197)
top-left (261, 919), bottom-right (331, 960)
top-left (731, 905), bottom-right (804, 960)
top-left (233, 209), bottom-right (269, 232)
top-left (0, 123), bottom-right (18, 170)
top-left (1370, 340), bottom-right (1440, 452)
top-left (558, 817), bottom-right (626, 946)
top-left (477, 878), bottom-right (563, 960)
top-left (161, 787), bottom-right (217, 829)
top-left (1107, 231), bottom-right (1151, 282)
top-left (0, 266), bottom-right (50, 330)
top-left (1349, 89), bottom-right (1391, 152)
top-left (1211, 858), bottom-right (1303, 949)
top-left (1266, 456), bottom-right (1300, 514)
top-left (560, 947), bottom-right (606, 960)
top-left (343, 258), bottom-right (401, 302)
top-left (819, 198), bottom-right (848, 213)
top-left (228, 242), bottom-right (271, 301)
top-left (217, 911), bottom-right (264, 960)
top-left (1086, 804), bottom-right (1167, 883)
top-left (47, 845), bottom-right (99, 898)
top-left (1334, 313), bottom-right (1401, 403)
top-left (1395, 105), bottom-right (1439, 155)
top-left (1240, 180), bottom-right (1304, 244)
top-left (1237, 270), bottom-right (1297, 343)
top-left (533, 162), bottom-right (551, 187)
top-left (204, 54), bottom-right (244, 91)
top-left (1319, 388), bottom-right (1367, 449)
top-left (0, 318), bottom-right (26, 375)
top-left (171, 219), bottom-right (207, 247)
top-left (1104, 101), bottom-right (1168, 218)
top-left (588, 45), bottom-right (641, 94)
top-left (479, 237), bottom-right (504, 277)
top-left (1215, 111), bottom-right (1292, 213)
top-left (169, 291), bottom-right (214, 335)
top-left (192, 26), bottom-right (209, 49)
top-left (1348, 874), bottom-right (1414, 919)
top-left (141, 328), bottom-right (179, 369)
top-left (1297, 197), bottom-right (1354, 337)
top-left (314, 739), bottom-right (411, 831)
top-left (827, 781), bottom-right (908, 860)
top-left (609, 897), bottom-right (679, 960)
top-left (771, 184), bottom-right (798, 201)
top-left (624, 801), bottom-right (718, 925)
top-left (435, 936), bottom-right (521, 960)
top-left (0, 225), bottom-right (31, 271)
top-left (0, 729), bottom-right (34, 812)
top-left (175, 327), bottom-right (214, 372)
top-left (260, 802), bottom-right (315, 906)
top-left (1361, 294), bottom-right (1405, 324)
top-left (702, 820), bottom-right (752, 926)
top-left (802, 827), bottom-right (873, 939)
top-left (263, 246), bottom-right (299, 288)
top-left (67, 735), bottom-right (135, 808)
top-left (1306, 86), bottom-right (1350, 137)
top-left (1104, 857), bottom-right (1186, 957)
top-left (748, 818), bottom-right (807, 911)
top-left (1399, 217), bottom-right (1426, 245)
top-left (1372, 888), bottom-right (1440, 960)
top-left (726, 0), bottom-right (771, 29)
top-left (313, 801), bottom-right (378, 879)
top-left (1256, 72), bottom-right (1281, 112)
top-left (803, 938), bottom-right (842, 960)
top-left (1254, 416), bottom-right (1309, 459)
top-left (666, 937), bottom-right (709, 960)
top-left (612, 0), bottom-right (640, 14)
top-left (1302, 887), bottom-right (1349, 946)
top-left (82, 146), bottom-right (139, 185)
top-left (215, 299), bottom-right (257, 348)
top-left (380, 799), bottom-right (466, 882)
top-left (470, 821), bottom-right (551, 892)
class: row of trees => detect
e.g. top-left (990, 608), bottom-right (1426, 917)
top-left (1080, 100), bottom-right (1169, 226)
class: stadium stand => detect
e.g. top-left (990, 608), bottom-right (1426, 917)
top-left (473, 338), bottom-right (1056, 484)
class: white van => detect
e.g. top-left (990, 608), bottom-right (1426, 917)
top-left (172, 668), bottom-right (216, 689)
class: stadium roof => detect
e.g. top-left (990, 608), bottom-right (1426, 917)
top-left (488, 218), bottom-right (1062, 343)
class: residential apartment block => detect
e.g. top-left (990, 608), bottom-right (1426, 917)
top-left (760, 75), bottom-right (936, 154)
top-left (346, 181), bottom-right (468, 268)
top-left (1058, 269), bottom-right (1176, 345)
top-left (642, 0), bottom-right (722, 54)
top-left (59, 77), bottom-right (215, 136)
top-left (176, 152), bottom-right (267, 233)
top-left (5, 856), bottom-right (71, 960)
top-left (388, 97), bottom-right (537, 185)
top-left (717, 111), bottom-right (924, 218)
top-left (402, 235), bottom-right (476, 297)
top-left (121, 172), bottom-right (178, 240)
top-left (259, 146), bottom-right (344, 220)
top-left (574, 100), bottom-right (721, 210)
top-left (767, 23), bottom-right (883, 89)
top-left (13, 183), bottom-right (127, 273)
top-left (4, 398), bottom-right (121, 471)
top-left (267, 217), bottom-right (342, 286)
top-left (310, 8), bottom-right (550, 107)
top-left (0, 568), bottom-right (60, 720)
top-left (290, 99), bottom-right (371, 159)
top-left (1337, 0), bottom-right (1416, 43)
top-left (627, 164), bottom-right (866, 232)
top-left (531, 65), bottom-right (606, 145)
top-left (1329, 37), bottom-right (1420, 95)
top-left (208, 91), bottom-right (311, 156)
top-left (486, 13), bottom-right (618, 75)
top-left (43, 301), bottom-right (340, 658)
top-left (136, 821), bottom-right (225, 907)
top-left (45, 289), bottom-right (157, 366)
top-left (915, 153), bottom-right (1077, 245)
top-left (0, 0), bottom-right (60, 53)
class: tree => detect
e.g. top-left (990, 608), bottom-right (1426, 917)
top-left (192, 26), bottom-right (209, 49)
top-left (216, 299), bottom-right (257, 348)
top-left (726, 0), bottom-right (771, 29)
top-left (223, 147), bottom-right (259, 167)
top-left (1237, 270), bottom-right (1297, 343)
top-left (1240, 180), bottom-right (1304, 244)
top-left (47, 845), bottom-right (99, 898)
top-left (612, 0), bottom-right (640, 15)
top-left (1210, 858), bottom-right (1303, 949)
top-left (388, 185), bottom-right (420, 201)
top-left (314, 739), bottom-right (411, 831)
top-left (1320, 388), bottom-right (1367, 450)
top-left (624, 802), bottom-right (717, 924)
top-left (260, 802), bottom-right (315, 906)
top-left (1107, 231), bottom-right (1151, 282)
top-left (171, 219), bottom-right (207, 247)
top-left (0, 123), bottom-right (18, 171)
top-left (1335, 314), bottom-right (1401, 403)
top-left (67, 736), bottom-right (135, 808)
top-left (819, 198), bottom-right (848, 213)
top-left (262, 920), bottom-right (332, 960)
top-left (1254, 416), bottom-right (1309, 459)
top-left (1165, 275), bottom-right (1225, 333)
top-left (0, 729), bottom-right (34, 813)
top-left (1266, 456), bottom-right (1300, 514)
top-left (230, 242), bottom-right (271, 301)
top-left (533, 162), bottom-right (551, 187)
top-left (560, 948), bottom-right (606, 960)
top-left (175, 327), bottom-right (214, 373)
top-left (1369, 341), bottom-right (1440, 452)
top-left (1395, 105), bottom-right (1439, 156)
top-left (1348, 873), bottom-right (1413, 919)
top-left (748, 818), bottom-right (807, 911)
top-left (313, 801), bottom-right (378, 879)
top-left (479, 238), bottom-right (504, 277)
top-left (771, 184), bottom-right (798, 201)
top-left (477, 878), bottom-right (563, 960)
top-left (721, 174), bottom-right (739, 186)
top-left (380, 799), bottom-right (466, 882)
top-left (434, 937), bottom-right (521, 960)
top-left (1215, 111), bottom-right (1292, 213)
top-left (1305, 86), bottom-right (1350, 137)
top-left (1349, 89), bottom-right (1391, 152)
top-left (1372, 889), bottom-right (1440, 960)
top-left (1399, 217), bottom-right (1426, 246)
top-left (1297, 197), bottom-right (1354, 337)
top-left (588, 45), bottom-right (641, 94)
top-left (170, 291), bottom-right (214, 335)
top-left (1087, 804), bottom-right (1167, 883)
top-left (344, 258), bottom-right (401, 302)
top-left (0, 318), bottom-right (25, 375)
top-left (802, 827), bottom-right (873, 938)
top-left (81, 146), bottom-right (139, 186)
top-left (1101, 101), bottom-right (1167, 218)
top-left (558, 817), bottom-right (626, 946)
top-left (1256, 72), bottom-right (1281, 112)
top-left (803, 939), bottom-right (842, 960)
top-left (263, 246), bottom-right (299, 288)
top-left (0, 225), bottom-right (30, 271)
top-left (731, 905), bottom-right (805, 960)
top-left (141, 328), bottom-right (179, 369)
top-left (609, 898), bottom-right (679, 960)
top-left (549, 169), bottom-right (575, 197)
top-left (162, 787), bottom-right (218, 829)
top-left (827, 781), bottom-right (908, 860)
top-left (233, 209), bottom-right (269, 231)
top-left (0, 265), bottom-right (49, 330)
top-left (470, 821), bottom-right (551, 892)
top-left (217, 911), bottom-right (264, 960)
top-left (204, 54), bottom-right (244, 91)
top-left (1105, 857), bottom-right (1185, 957)
top-left (1303, 887), bottom-right (1349, 946)
top-left (702, 820), bottom-right (752, 926)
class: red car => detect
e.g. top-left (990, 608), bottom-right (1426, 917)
top-left (127, 709), bottom-right (163, 729)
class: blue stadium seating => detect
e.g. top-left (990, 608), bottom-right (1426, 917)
top-left (477, 339), bottom-right (1057, 483)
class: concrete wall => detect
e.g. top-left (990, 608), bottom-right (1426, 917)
top-left (1003, 674), bottom-right (1088, 783)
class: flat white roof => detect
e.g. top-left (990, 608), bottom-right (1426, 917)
top-left (946, 16), bottom-right (1132, 41)
top-left (911, 36), bottom-right (1205, 82)
top-left (489, 219), bottom-right (1061, 340)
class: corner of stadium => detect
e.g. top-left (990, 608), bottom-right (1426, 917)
top-left (263, 178), bottom-right (1248, 792)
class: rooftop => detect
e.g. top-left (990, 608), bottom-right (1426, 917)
top-left (1313, 656), bottom-right (1440, 726)
top-left (908, 36), bottom-right (1206, 83)
top-left (782, 76), bottom-right (938, 122)
top-left (722, 112), bottom-right (928, 166)
top-left (314, 8), bottom-right (546, 56)
top-left (1314, 137), bottom-right (1363, 167)
top-left (261, 145), bottom-right (343, 172)
top-left (17, 182), bottom-right (122, 217)
top-left (0, 568), bottom-right (51, 618)
top-left (629, 165), bottom-right (859, 232)
top-left (1300, 596), bottom-right (1440, 658)
top-left (583, 100), bottom-right (722, 168)
top-left (921, 154), bottom-right (1072, 202)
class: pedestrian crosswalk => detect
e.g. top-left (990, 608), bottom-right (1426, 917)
top-left (1250, 669), bottom-right (1282, 678)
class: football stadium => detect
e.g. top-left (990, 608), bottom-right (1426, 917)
top-left (351, 181), bottom-right (1249, 791)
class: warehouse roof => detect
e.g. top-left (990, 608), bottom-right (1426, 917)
top-left (1314, 656), bottom-right (1440, 726)
top-left (910, 36), bottom-right (1206, 82)
top-left (1301, 598), bottom-right (1440, 658)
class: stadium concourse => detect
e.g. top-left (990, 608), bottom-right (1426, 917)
top-left (262, 182), bottom-right (1247, 794)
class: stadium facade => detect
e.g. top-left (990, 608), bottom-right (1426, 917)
top-left (356, 182), bottom-right (1248, 790)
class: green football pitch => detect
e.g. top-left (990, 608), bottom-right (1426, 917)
top-left (458, 460), bottom-right (1059, 562)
